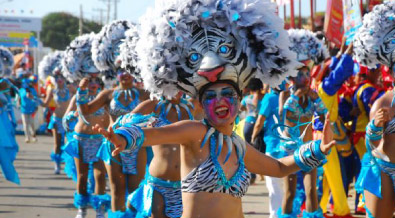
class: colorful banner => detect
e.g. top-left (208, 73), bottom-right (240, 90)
top-left (324, 0), bottom-right (344, 48)
top-left (342, 0), bottom-right (362, 45)
top-left (0, 32), bottom-right (38, 48)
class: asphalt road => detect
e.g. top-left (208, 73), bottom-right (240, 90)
top-left (0, 135), bottom-right (363, 218)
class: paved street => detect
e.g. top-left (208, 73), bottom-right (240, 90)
top-left (0, 135), bottom-right (361, 218)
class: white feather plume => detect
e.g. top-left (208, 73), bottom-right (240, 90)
top-left (38, 51), bottom-right (64, 82)
top-left (287, 29), bottom-right (329, 65)
top-left (136, 0), bottom-right (300, 99)
top-left (0, 46), bottom-right (14, 78)
top-left (354, 1), bottom-right (395, 68)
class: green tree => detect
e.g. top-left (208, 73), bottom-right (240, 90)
top-left (40, 12), bottom-right (102, 50)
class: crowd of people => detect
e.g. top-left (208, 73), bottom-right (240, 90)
top-left (0, 0), bottom-right (394, 218)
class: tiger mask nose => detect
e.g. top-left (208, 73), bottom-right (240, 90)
top-left (197, 51), bottom-right (225, 82)
top-left (197, 66), bottom-right (225, 82)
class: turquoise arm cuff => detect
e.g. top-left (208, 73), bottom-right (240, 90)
top-left (76, 88), bottom-right (89, 105)
top-left (294, 140), bottom-right (326, 172)
top-left (114, 125), bottom-right (145, 150)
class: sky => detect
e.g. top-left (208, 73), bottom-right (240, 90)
top-left (0, 0), bottom-right (327, 23)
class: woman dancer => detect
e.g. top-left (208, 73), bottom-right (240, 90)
top-left (77, 21), bottom-right (146, 217)
top-left (353, 2), bottom-right (395, 217)
top-left (92, 1), bottom-right (335, 217)
top-left (39, 51), bottom-right (71, 174)
top-left (278, 29), bottom-right (329, 217)
top-left (0, 46), bottom-right (20, 185)
top-left (116, 25), bottom-right (195, 218)
top-left (62, 33), bottom-right (110, 218)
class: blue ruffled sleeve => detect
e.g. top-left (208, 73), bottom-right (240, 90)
top-left (322, 54), bottom-right (354, 96)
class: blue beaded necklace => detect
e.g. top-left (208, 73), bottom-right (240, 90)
top-left (54, 88), bottom-right (70, 103)
top-left (154, 97), bottom-right (194, 121)
top-left (113, 88), bottom-right (139, 111)
top-left (200, 120), bottom-right (247, 189)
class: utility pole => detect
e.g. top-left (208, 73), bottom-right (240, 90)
top-left (93, 8), bottom-right (106, 25)
top-left (99, 0), bottom-right (111, 24)
top-left (113, 0), bottom-right (120, 20)
top-left (79, 4), bottom-right (83, 36)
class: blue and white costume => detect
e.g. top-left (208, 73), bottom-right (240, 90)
top-left (0, 46), bottom-right (19, 185)
top-left (38, 51), bottom-right (68, 165)
top-left (62, 33), bottom-right (112, 218)
top-left (353, 2), bottom-right (395, 217)
top-left (124, 98), bottom-right (194, 218)
top-left (109, 1), bottom-right (329, 218)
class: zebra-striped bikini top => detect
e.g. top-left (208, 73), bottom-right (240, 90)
top-left (181, 124), bottom-right (251, 198)
top-left (109, 88), bottom-right (140, 117)
top-left (181, 156), bottom-right (251, 198)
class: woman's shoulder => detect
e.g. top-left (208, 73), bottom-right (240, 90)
top-left (132, 99), bottom-right (159, 114)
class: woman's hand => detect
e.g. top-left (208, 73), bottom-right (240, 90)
top-left (92, 124), bottom-right (127, 156)
top-left (320, 113), bottom-right (336, 154)
top-left (79, 78), bottom-right (89, 91)
top-left (373, 108), bottom-right (390, 128)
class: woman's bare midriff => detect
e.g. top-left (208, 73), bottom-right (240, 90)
top-left (149, 144), bottom-right (181, 181)
top-left (182, 192), bottom-right (244, 218)
top-left (53, 101), bottom-right (70, 118)
top-left (75, 113), bottom-right (110, 135)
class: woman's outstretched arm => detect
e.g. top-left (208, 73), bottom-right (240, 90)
top-left (93, 120), bottom-right (205, 156)
top-left (245, 113), bottom-right (335, 177)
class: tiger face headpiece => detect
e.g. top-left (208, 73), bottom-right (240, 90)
top-left (354, 1), bottom-right (395, 70)
top-left (0, 46), bottom-right (14, 78)
top-left (287, 29), bottom-right (329, 65)
top-left (38, 51), bottom-right (64, 82)
top-left (136, 0), bottom-right (300, 99)
top-left (92, 20), bottom-right (134, 81)
top-left (62, 33), bottom-right (100, 82)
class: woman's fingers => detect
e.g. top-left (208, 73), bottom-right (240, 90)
top-left (322, 140), bottom-right (336, 154)
top-left (112, 147), bottom-right (122, 157)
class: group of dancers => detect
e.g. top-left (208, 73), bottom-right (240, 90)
top-left (0, 0), bottom-right (395, 218)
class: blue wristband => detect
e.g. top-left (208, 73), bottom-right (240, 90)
top-left (294, 140), bottom-right (326, 172)
top-left (366, 119), bottom-right (383, 141)
top-left (114, 125), bottom-right (144, 150)
top-left (76, 88), bottom-right (89, 105)
top-left (114, 128), bottom-right (133, 150)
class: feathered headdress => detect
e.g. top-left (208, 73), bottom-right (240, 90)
top-left (354, 1), bottom-right (395, 69)
top-left (136, 0), bottom-right (300, 99)
top-left (119, 24), bottom-right (141, 80)
top-left (92, 20), bottom-right (134, 80)
top-left (62, 33), bottom-right (99, 82)
top-left (287, 29), bottom-right (329, 65)
top-left (38, 51), bottom-right (64, 81)
top-left (0, 46), bottom-right (14, 78)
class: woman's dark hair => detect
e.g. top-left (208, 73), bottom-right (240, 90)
top-left (246, 78), bottom-right (263, 91)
